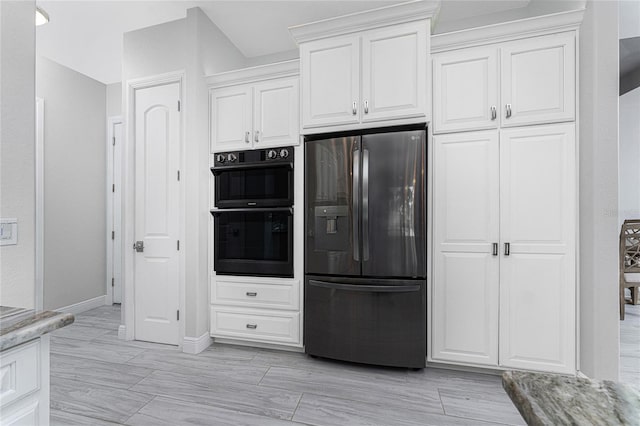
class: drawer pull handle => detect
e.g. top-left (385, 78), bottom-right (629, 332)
top-left (246, 292), bottom-right (257, 297)
top-left (246, 324), bottom-right (257, 329)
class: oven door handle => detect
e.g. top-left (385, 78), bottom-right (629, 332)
top-left (308, 280), bottom-right (420, 293)
top-left (211, 207), bottom-right (293, 215)
top-left (211, 162), bottom-right (293, 174)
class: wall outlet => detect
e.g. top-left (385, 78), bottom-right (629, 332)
top-left (0, 219), bottom-right (18, 246)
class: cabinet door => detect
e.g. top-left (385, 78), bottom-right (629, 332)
top-left (253, 77), bottom-right (299, 149)
top-left (499, 123), bottom-right (576, 374)
top-left (432, 131), bottom-right (500, 366)
top-left (300, 35), bottom-right (360, 128)
top-left (210, 85), bottom-right (252, 152)
top-left (501, 32), bottom-right (575, 127)
top-left (361, 21), bottom-right (428, 123)
top-left (433, 46), bottom-right (499, 134)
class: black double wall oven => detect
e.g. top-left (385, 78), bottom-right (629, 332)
top-left (211, 147), bottom-right (294, 278)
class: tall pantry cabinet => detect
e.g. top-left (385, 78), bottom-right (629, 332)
top-left (431, 11), bottom-right (583, 374)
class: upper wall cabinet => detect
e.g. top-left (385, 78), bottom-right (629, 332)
top-left (433, 31), bottom-right (575, 133)
top-left (208, 61), bottom-right (299, 153)
top-left (290, 1), bottom-right (439, 134)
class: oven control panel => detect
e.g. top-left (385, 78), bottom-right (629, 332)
top-left (213, 147), bottom-right (294, 167)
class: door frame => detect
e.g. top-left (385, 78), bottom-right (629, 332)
top-left (106, 116), bottom-right (123, 305)
top-left (35, 97), bottom-right (44, 311)
top-left (123, 71), bottom-right (186, 345)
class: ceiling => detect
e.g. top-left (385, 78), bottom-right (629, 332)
top-left (36, 0), bottom-right (586, 85)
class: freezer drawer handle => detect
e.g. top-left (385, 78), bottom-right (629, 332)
top-left (309, 280), bottom-right (420, 293)
top-left (246, 324), bottom-right (258, 329)
top-left (246, 292), bottom-right (257, 297)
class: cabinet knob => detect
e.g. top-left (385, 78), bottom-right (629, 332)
top-left (245, 131), bottom-right (250, 143)
top-left (352, 101), bottom-right (357, 115)
top-left (254, 130), bottom-right (260, 143)
top-left (491, 106), bottom-right (497, 120)
top-left (246, 324), bottom-right (257, 329)
top-left (364, 100), bottom-right (369, 114)
top-left (492, 243), bottom-right (498, 256)
top-left (505, 104), bottom-right (512, 118)
top-left (504, 242), bottom-right (510, 256)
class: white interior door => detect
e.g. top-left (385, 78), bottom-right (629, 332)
top-left (111, 120), bottom-right (123, 304)
top-left (432, 131), bottom-right (500, 366)
top-left (499, 123), bottom-right (576, 373)
top-left (134, 82), bottom-right (181, 345)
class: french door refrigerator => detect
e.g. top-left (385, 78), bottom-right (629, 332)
top-left (304, 127), bottom-right (426, 368)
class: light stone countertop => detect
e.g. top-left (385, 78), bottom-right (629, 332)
top-left (0, 306), bottom-right (74, 351)
top-left (503, 370), bottom-right (640, 426)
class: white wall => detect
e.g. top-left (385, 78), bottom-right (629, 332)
top-left (579, 0), bottom-right (620, 380)
top-left (0, 1), bottom-right (36, 309)
top-left (106, 82), bottom-right (122, 117)
top-left (36, 56), bottom-right (107, 310)
top-left (619, 87), bottom-right (640, 225)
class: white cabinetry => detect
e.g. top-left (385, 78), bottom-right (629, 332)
top-left (291, 2), bottom-right (439, 133)
top-left (209, 61), bottom-right (299, 152)
top-left (431, 13), bottom-right (582, 374)
top-left (300, 21), bottom-right (428, 131)
top-left (433, 124), bottom-right (576, 374)
top-left (0, 337), bottom-right (50, 426)
top-left (210, 276), bottom-right (302, 347)
top-left (433, 32), bottom-right (575, 134)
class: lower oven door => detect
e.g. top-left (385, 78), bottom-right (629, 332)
top-left (304, 276), bottom-right (426, 368)
top-left (213, 208), bottom-right (293, 277)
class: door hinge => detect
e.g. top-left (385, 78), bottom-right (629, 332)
top-left (111, 231), bottom-right (115, 240)
top-left (177, 100), bottom-right (181, 112)
top-left (177, 170), bottom-right (180, 181)
top-left (177, 310), bottom-right (180, 321)
top-left (177, 240), bottom-right (180, 251)
top-left (112, 184), bottom-right (115, 193)
top-left (111, 277), bottom-right (114, 287)
top-left (112, 136), bottom-right (116, 146)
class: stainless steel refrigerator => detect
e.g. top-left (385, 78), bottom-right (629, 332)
top-left (304, 127), bottom-right (426, 368)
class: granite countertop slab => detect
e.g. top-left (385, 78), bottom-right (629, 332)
top-left (0, 306), bottom-right (74, 351)
top-left (502, 370), bottom-right (640, 426)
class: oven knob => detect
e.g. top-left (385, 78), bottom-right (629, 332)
top-left (227, 153), bottom-right (237, 163)
top-left (279, 148), bottom-right (289, 159)
top-left (216, 154), bottom-right (226, 163)
top-left (267, 149), bottom-right (278, 160)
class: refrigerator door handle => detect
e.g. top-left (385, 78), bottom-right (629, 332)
top-left (309, 280), bottom-right (420, 293)
top-left (352, 149), bottom-right (360, 261)
top-left (362, 149), bottom-right (370, 261)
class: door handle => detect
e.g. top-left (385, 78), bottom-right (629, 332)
top-left (492, 243), bottom-right (498, 256)
top-left (362, 149), bottom-right (370, 261)
top-left (245, 131), bottom-right (250, 143)
top-left (491, 106), bottom-right (497, 120)
top-left (352, 101), bottom-right (357, 115)
top-left (134, 241), bottom-right (144, 252)
top-left (505, 104), bottom-right (512, 118)
top-left (352, 149), bottom-right (360, 261)
top-left (504, 242), bottom-right (510, 256)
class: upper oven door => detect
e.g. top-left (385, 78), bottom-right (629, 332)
top-left (213, 163), bottom-right (293, 208)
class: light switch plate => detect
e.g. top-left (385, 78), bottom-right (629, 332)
top-left (0, 219), bottom-right (17, 246)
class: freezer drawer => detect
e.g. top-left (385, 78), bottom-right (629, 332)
top-left (304, 276), bottom-right (426, 368)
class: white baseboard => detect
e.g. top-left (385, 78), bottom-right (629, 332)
top-left (55, 295), bottom-right (106, 315)
top-left (576, 371), bottom-right (589, 379)
top-left (182, 333), bottom-right (212, 354)
top-left (118, 325), bottom-right (127, 340)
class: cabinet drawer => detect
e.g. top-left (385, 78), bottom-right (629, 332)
top-left (212, 278), bottom-right (299, 310)
top-left (211, 307), bottom-right (300, 345)
top-left (0, 340), bottom-right (40, 407)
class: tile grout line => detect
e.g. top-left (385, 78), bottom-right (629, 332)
top-left (290, 391), bottom-right (305, 421)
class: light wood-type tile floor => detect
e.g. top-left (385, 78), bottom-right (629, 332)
top-left (58, 304), bottom-right (640, 426)
top-left (621, 302), bottom-right (640, 389)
